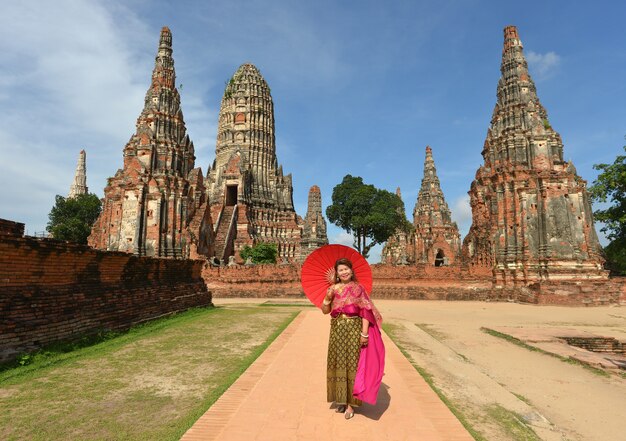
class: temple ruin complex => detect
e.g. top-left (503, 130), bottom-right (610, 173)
top-left (462, 26), bottom-right (606, 285)
top-left (205, 63), bottom-right (304, 262)
top-left (89, 27), bottom-right (213, 258)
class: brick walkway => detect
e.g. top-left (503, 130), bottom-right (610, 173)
top-left (181, 310), bottom-right (473, 441)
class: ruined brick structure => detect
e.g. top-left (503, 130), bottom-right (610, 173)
top-left (463, 26), bottom-right (605, 285)
top-left (381, 187), bottom-right (411, 265)
top-left (68, 149), bottom-right (88, 198)
top-left (300, 185), bottom-right (329, 261)
top-left (413, 146), bottom-right (461, 265)
top-left (382, 147), bottom-right (461, 266)
top-left (206, 63), bottom-right (303, 262)
top-left (89, 27), bottom-right (213, 259)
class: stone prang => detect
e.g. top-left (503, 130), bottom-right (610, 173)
top-left (300, 185), bottom-right (329, 261)
top-left (206, 63), bottom-right (303, 262)
top-left (89, 27), bottom-right (213, 258)
top-left (413, 146), bottom-right (461, 265)
top-left (382, 147), bottom-right (460, 266)
top-left (462, 26), bottom-right (605, 284)
top-left (68, 149), bottom-right (88, 198)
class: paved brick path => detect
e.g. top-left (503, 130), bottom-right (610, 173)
top-left (181, 310), bottom-right (473, 440)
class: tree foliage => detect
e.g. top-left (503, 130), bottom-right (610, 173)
top-left (46, 193), bottom-right (102, 244)
top-left (239, 242), bottom-right (278, 264)
top-left (589, 143), bottom-right (626, 274)
top-left (326, 175), bottom-right (411, 258)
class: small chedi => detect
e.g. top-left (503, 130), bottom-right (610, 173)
top-left (205, 63), bottom-right (303, 262)
top-left (300, 185), bottom-right (329, 261)
top-left (68, 150), bottom-right (88, 198)
top-left (381, 187), bottom-right (411, 265)
top-left (89, 27), bottom-right (213, 258)
top-left (382, 147), bottom-right (461, 266)
top-left (462, 26), bottom-right (605, 284)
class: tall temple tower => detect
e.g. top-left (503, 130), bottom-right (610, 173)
top-left (89, 27), bottom-right (213, 258)
top-left (206, 63), bottom-right (302, 262)
top-left (300, 185), bottom-right (329, 261)
top-left (68, 149), bottom-right (88, 198)
top-left (412, 146), bottom-right (461, 265)
top-left (381, 187), bottom-right (411, 265)
top-left (463, 26), bottom-right (605, 284)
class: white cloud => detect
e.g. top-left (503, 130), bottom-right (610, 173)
top-left (0, 1), bottom-right (155, 232)
top-left (330, 231), bottom-right (355, 247)
top-left (526, 50), bottom-right (561, 79)
top-left (452, 194), bottom-right (472, 238)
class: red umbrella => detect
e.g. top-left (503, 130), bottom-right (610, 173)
top-left (301, 244), bottom-right (373, 307)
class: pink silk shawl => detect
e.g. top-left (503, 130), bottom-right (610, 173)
top-left (330, 282), bottom-right (385, 405)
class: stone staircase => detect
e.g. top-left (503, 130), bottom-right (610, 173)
top-left (214, 205), bottom-right (237, 261)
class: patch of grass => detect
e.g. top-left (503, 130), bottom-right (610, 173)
top-left (415, 323), bottom-right (448, 341)
top-left (259, 302), bottom-right (314, 307)
top-left (415, 323), bottom-right (469, 362)
top-left (0, 307), bottom-right (217, 380)
top-left (0, 305), bottom-right (301, 441)
top-left (383, 322), bottom-right (488, 441)
top-left (481, 327), bottom-right (611, 378)
top-left (512, 392), bottom-right (532, 405)
top-left (485, 404), bottom-right (541, 441)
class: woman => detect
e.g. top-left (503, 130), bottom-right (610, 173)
top-left (321, 257), bottom-right (385, 420)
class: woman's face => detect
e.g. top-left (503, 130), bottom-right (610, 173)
top-left (337, 264), bottom-right (353, 282)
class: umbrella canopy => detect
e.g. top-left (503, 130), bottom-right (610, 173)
top-left (301, 244), bottom-right (373, 307)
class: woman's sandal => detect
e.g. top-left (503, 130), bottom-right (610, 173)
top-left (335, 405), bottom-right (346, 413)
top-left (345, 409), bottom-right (355, 420)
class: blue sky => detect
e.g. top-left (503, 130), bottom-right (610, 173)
top-left (1, 1), bottom-right (624, 261)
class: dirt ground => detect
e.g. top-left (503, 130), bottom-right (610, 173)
top-left (374, 300), bottom-right (626, 441)
top-left (215, 298), bottom-right (626, 440)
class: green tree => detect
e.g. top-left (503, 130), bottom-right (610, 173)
top-left (239, 242), bottom-right (278, 264)
top-left (46, 193), bottom-right (102, 244)
top-left (589, 143), bottom-right (626, 274)
top-left (326, 175), bottom-right (411, 258)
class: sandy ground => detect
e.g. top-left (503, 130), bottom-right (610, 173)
top-left (215, 298), bottom-right (626, 441)
top-left (375, 300), bottom-right (626, 441)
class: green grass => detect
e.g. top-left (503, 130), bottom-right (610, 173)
top-left (383, 322), bottom-right (488, 441)
top-left (481, 327), bottom-right (611, 378)
top-left (512, 392), bottom-right (532, 406)
top-left (415, 323), bottom-right (449, 341)
top-left (259, 301), bottom-right (315, 307)
top-left (485, 404), bottom-right (541, 441)
top-left (0, 304), bottom-right (303, 441)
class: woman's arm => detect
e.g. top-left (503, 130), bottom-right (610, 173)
top-left (321, 286), bottom-right (334, 314)
top-left (360, 318), bottom-right (370, 345)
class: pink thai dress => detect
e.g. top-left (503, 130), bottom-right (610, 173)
top-left (327, 282), bottom-right (385, 405)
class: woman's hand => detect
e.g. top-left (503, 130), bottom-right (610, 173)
top-left (360, 335), bottom-right (369, 347)
top-left (321, 290), bottom-right (334, 314)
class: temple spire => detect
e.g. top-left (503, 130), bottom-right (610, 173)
top-left (89, 27), bottom-right (211, 259)
top-left (413, 146), bottom-right (453, 228)
top-left (68, 149), bottom-right (87, 198)
top-left (301, 185), bottom-right (329, 260)
top-left (463, 26), bottom-right (605, 284)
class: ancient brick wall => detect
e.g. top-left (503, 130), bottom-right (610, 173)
top-left (0, 218), bottom-right (25, 236)
top-left (528, 279), bottom-right (626, 306)
top-left (204, 263), bottom-right (494, 300)
top-left (0, 229), bottom-right (212, 362)
top-left (203, 262), bottom-right (625, 306)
